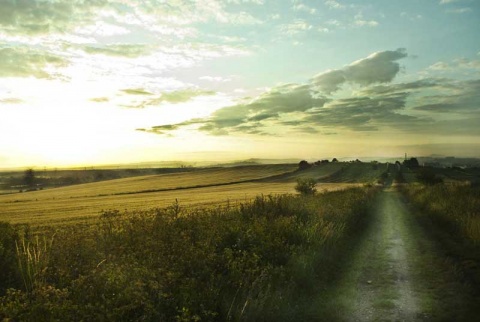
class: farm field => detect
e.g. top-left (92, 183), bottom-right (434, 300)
top-left (1, 161), bottom-right (479, 320)
top-left (0, 163), bottom-right (364, 227)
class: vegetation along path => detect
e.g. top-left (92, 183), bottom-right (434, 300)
top-left (335, 187), bottom-right (474, 321)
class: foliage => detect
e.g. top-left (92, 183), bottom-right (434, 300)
top-left (23, 169), bottom-right (35, 187)
top-left (298, 160), bottom-right (311, 170)
top-left (0, 187), bottom-right (379, 321)
top-left (0, 222), bottom-right (21, 294)
top-left (400, 183), bottom-right (480, 288)
top-left (15, 235), bottom-right (54, 292)
top-left (295, 178), bottom-right (317, 195)
top-left (416, 167), bottom-right (443, 185)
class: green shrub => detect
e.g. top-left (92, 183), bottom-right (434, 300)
top-left (295, 178), bottom-right (317, 195)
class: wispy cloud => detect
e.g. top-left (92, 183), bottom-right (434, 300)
top-left (440, 0), bottom-right (462, 4)
top-left (122, 88), bottom-right (217, 108)
top-left (353, 13), bottom-right (379, 27)
top-left (427, 58), bottom-right (480, 72)
top-left (82, 44), bottom-right (151, 58)
top-left (293, 3), bottom-right (317, 14)
top-left (0, 0), bottom-right (109, 35)
top-left (199, 76), bottom-right (233, 82)
top-left (0, 46), bottom-right (68, 79)
top-left (0, 97), bottom-right (24, 104)
top-left (445, 7), bottom-right (472, 13)
top-left (279, 20), bottom-right (313, 35)
top-left (325, 0), bottom-right (346, 10)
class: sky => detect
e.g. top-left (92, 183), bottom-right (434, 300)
top-left (0, 0), bottom-right (479, 168)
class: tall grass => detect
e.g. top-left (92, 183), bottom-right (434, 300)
top-left (401, 183), bottom-right (480, 244)
top-left (0, 187), bottom-right (378, 321)
top-left (15, 234), bottom-right (54, 292)
top-left (400, 182), bottom-right (480, 288)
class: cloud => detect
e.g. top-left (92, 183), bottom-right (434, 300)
top-left (141, 84), bottom-right (328, 134)
top-left (311, 48), bottom-right (408, 93)
top-left (325, 1), bottom-right (346, 9)
top-left (279, 20), bottom-right (313, 35)
top-left (440, 0), bottom-right (462, 4)
top-left (446, 7), bottom-right (472, 13)
top-left (123, 89), bottom-right (216, 108)
top-left (0, 97), bottom-right (24, 104)
top-left (226, 0), bottom-right (265, 4)
top-left (427, 61), bottom-right (450, 71)
top-left (359, 78), bottom-right (444, 95)
top-left (354, 19), bottom-right (379, 27)
top-left (89, 97), bottom-right (109, 103)
top-left (83, 44), bottom-right (150, 58)
top-left (140, 77), bottom-right (480, 136)
top-left (121, 88), bottom-right (153, 96)
top-left (0, 46), bottom-right (67, 78)
top-left (293, 3), bottom-right (317, 14)
top-left (137, 0), bottom-right (262, 26)
top-left (413, 79), bottom-right (480, 114)
top-left (0, 0), bottom-right (108, 35)
top-left (302, 92), bottom-right (428, 132)
top-left (427, 58), bottom-right (480, 72)
top-left (199, 76), bottom-right (232, 82)
top-left (137, 49), bottom-right (479, 138)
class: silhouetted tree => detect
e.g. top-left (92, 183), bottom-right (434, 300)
top-left (403, 158), bottom-right (419, 169)
top-left (298, 160), bottom-right (311, 170)
top-left (23, 169), bottom-right (35, 187)
top-left (416, 168), bottom-right (443, 185)
top-left (332, 158), bottom-right (338, 163)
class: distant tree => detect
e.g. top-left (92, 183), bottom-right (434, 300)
top-left (295, 178), bottom-right (317, 195)
top-left (416, 168), bottom-right (443, 185)
top-left (23, 169), bottom-right (35, 187)
top-left (403, 158), bottom-right (419, 169)
top-left (298, 160), bottom-right (311, 171)
top-left (332, 158), bottom-right (338, 163)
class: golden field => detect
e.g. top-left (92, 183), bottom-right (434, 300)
top-left (0, 164), bottom-right (365, 227)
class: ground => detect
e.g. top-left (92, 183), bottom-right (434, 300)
top-left (335, 187), bottom-right (476, 321)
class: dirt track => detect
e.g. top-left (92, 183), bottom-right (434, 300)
top-left (347, 188), bottom-right (423, 321)
top-left (331, 188), bottom-right (434, 321)
top-left (332, 187), bottom-right (478, 321)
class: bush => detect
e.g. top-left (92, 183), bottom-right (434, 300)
top-left (295, 178), bottom-right (317, 195)
top-left (0, 222), bottom-right (21, 294)
top-left (416, 168), bottom-right (443, 185)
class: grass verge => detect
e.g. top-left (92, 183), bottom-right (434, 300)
top-left (399, 183), bottom-right (480, 320)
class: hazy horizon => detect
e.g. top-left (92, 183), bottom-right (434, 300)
top-left (1, 0), bottom-right (479, 168)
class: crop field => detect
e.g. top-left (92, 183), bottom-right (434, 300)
top-left (0, 164), bottom-right (362, 227)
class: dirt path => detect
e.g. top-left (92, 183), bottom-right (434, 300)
top-left (336, 188), bottom-right (427, 321)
